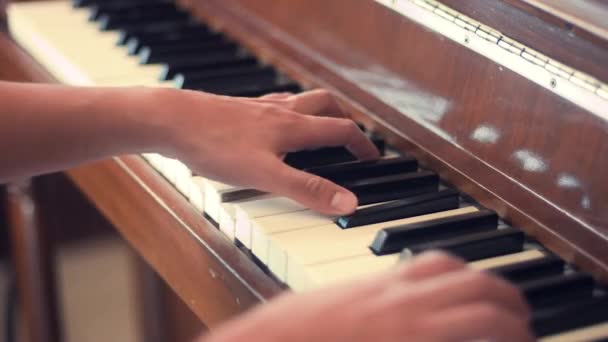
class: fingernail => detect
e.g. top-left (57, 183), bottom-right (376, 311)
top-left (330, 191), bottom-right (357, 214)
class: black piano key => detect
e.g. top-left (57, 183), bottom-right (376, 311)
top-left (175, 64), bottom-right (274, 87)
top-left (228, 82), bottom-right (303, 97)
top-left (99, 10), bottom-right (189, 31)
top-left (159, 55), bottom-right (259, 80)
top-left (371, 209), bottom-right (498, 255)
top-left (139, 41), bottom-right (237, 64)
top-left (285, 136), bottom-right (385, 169)
top-left (72, 0), bottom-right (94, 7)
top-left (195, 77), bottom-right (286, 95)
top-left (305, 156), bottom-right (418, 184)
top-left (522, 273), bottom-right (595, 310)
top-left (116, 21), bottom-right (199, 45)
top-left (184, 68), bottom-right (280, 91)
top-left (176, 65), bottom-right (278, 89)
top-left (346, 170), bottom-right (438, 205)
top-left (338, 189), bottom-right (460, 229)
top-left (400, 227), bottom-right (524, 261)
top-left (338, 171), bottom-right (438, 207)
top-left (127, 30), bottom-right (224, 55)
top-left (532, 296), bottom-right (608, 337)
top-left (89, 1), bottom-right (173, 21)
top-left (489, 255), bottom-right (565, 284)
top-left (76, 0), bottom-right (158, 9)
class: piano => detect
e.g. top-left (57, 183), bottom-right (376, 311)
top-left (1, 0), bottom-right (607, 340)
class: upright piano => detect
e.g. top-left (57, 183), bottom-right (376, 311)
top-left (1, 0), bottom-right (607, 341)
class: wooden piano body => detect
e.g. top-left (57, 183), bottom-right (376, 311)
top-left (1, 0), bottom-right (607, 339)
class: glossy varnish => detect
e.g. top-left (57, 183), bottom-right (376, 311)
top-left (1, 0), bottom-right (607, 326)
top-left (183, 0), bottom-right (608, 279)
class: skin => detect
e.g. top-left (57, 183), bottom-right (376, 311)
top-left (0, 82), bottom-right (379, 214)
top-left (0, 81), bottom-right (533, 341)
top-left (202, 252), bottom-right (534, 342)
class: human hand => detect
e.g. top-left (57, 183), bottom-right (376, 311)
top-left (198, 252), bottom-right (533, 342)
top-left (150, 88), bottom-right (380, 215)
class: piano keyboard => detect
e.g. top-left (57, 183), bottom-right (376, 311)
top-left (8, 0), bottom-right (608, 340)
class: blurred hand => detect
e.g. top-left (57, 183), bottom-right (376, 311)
top-left (198, 252), bottom-right (533, 342)
top-left (154, 89), bottom-right (380, 215)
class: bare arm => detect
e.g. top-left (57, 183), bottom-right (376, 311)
top-left (0, 82), bottom-right (380, 214)
top-left (0, 82), bottom-right (163, 180)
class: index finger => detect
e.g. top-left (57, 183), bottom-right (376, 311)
top-left (279, 116), bottom-right (381, 161)
top-left (288, 89), bottom-right (345, 118)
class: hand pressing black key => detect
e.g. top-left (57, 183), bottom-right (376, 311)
top-left (344, 171), bottom-right (439, 205)
top-left (337, 189), bottom-right (459, 228)
top-left (399, 227), bottom-right (524, 261)
top-left (371, 209), bottom-right (498, 255)
top-left (285, 136), bottom-right (385, 169)
top-left (305, 156), bottom-right (417, 184)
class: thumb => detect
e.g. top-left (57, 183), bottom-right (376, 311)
top-left (259, 159), bottom-right (358, 215)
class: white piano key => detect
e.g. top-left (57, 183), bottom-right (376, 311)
top-left (234, 197), bottom-right (307, 247)
top-left (8, 1), bottom-right (165, 85)
top-left (289, 253), bottom-right (398, 292)
top-left (219, 203), bottom-right (237, 241)
top-left (203, 179), bottom-right (265, 223)
top-left (267, 207), bottom-right (479, 282)
top-left (203, 179), bottom-right (238, 223)
top-left (540, 322), bottom-right (608, 342)
top-left (468, 249), bottom-right (546, 270)
top-left (173, 161), bottom-right (193, 197)
top-left (251, 209), bottom-right (335, 265)
top-left (146, 153), bottom-right (166, 172)
top-left (290, 249), bottom-right (546, 292)
top-left (188, 177), bottom-right (206, 213)
top-left (158, 157), bottom-right (178, 184)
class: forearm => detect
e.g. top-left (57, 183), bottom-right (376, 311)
top-left (0, 81), bottom-right (166, 182)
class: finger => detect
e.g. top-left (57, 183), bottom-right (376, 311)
top-left (395, 251), bottom-right (467, 281)
top-left (421, 303), bottom-right (535, 342)
top-left (260, 92), bottom-right (294, 100)
top-left (279, 116), bottom-right (380, 161)
top-left (287, 89), bottom-right (345, 117)
top-left (410, 269), bottom-right (530, 318)
top-left (255, 157), bottom-right (358, 215)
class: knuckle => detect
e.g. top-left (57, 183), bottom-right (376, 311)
top-left (334, 119), bottom-right (359, 137)
top-left (259, 103), bottom-right (284, 117)
top-left (316, 89), bottom-right (333, 101)
top-left (475, 303), bottom-right (506, 323)
top-left (421, 251), bottom-right (466, 269)
top-left (465, 271), bottom-right (501, 295)
top-left (304, 175), bottom-right (327, 195)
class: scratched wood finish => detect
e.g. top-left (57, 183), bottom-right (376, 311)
top-left (183, 0), bottom-right (608, 281)
top-left (2, 0), bottom-right (607, 311)
top-left (516, 0), bottom-right (608, 43)
top-left (0, 34), bottom-right (282, 325)
top-left (67, 156), bottom-right (283, 325)
top-left (443, 0), bottom-right (608, 82)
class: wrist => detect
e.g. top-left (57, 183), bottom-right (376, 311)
top-left (140, 87), bottom-right (217, 158)
top-left (95, 86), bottom-right (178, 156)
